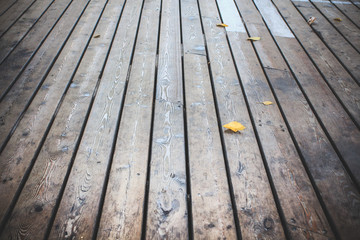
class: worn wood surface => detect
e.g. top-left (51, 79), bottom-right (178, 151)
top-left (291, 0), bottom-right (360, 81)
top-left (0, 0), bottom-right (359, 238)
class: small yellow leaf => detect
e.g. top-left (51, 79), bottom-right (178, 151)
top-left (216, 23), bottom-right (228, 27)
top-left (247, 37), bottom-right (261, 41)
top-left (223, 121), bottom-right (246, 132)
top-left (94, 34), bottom-right (100, 38)
top-left (308, 17), bottom-right (316, 25)
top-left (262, 101), bottom-right (273, 105)
top-left (334, 17), bottom-right (342, 22)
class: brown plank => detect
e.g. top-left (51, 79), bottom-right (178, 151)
top-left (0, 0), bottom-right (54, 64)
top-left (145, 0), bottom-right (188, 238)
top-left (291, 0), bottom-right (360, 81)
top-left (213, 0), bottom-right (334, 238)
top-left (271, 0), bottom-right (360, 190)
top-left (0, 0), bottom-right (36, 36)
top-left (330, 0), bottom-right (360, 27)
top-left (268, 0), bottom-right (360, 127)
top-left (310, 0), bottom-right (360, 52)
top-left (96, 0), bottom-right (160, 238)
top-left (0, 0), bottom-right (124, 238)
top-left (0, 0), bottom-right (83, 148)
top-left (47, 0), bottom-right (145, 238)
top-left (237, 0), bottom-right (360, 238)
top-left (0, 0), bottom-right (73, 99)
top-left (182, 0), bottom-right (285, 238)
top-left (0, 0), bottom-right (104, 229)
top-left (0, 0), bottom-right (17, 16)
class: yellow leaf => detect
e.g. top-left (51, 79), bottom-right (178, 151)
top-left (223, 121), bottom-right (246, 132)
top-left (247, 37), bottom-right (261, 41)
top-left (307, 17), bottom-right (316, 25)
top-left (262, 101), bottom-right (273, 105)
top-left (216, 23), bottom-right (228, 27)
top-left (334, 17), bottom-right (342, 22)
top-left (94, 34), bottom-right (100, 38)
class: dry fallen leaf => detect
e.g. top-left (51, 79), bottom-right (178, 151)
top-left (216, 23), bottom-right (228, 27)
top-left (334, 17), bottom-right (342, 22)
top-left (262, 101), bottom-right (273, 105)
top-left (223, 121), bottom-right (246, 132)
top-left (308, 17), bottom-right (316, 25)
top-left (94, 34), bottom-right (100, 38)
top-left (247, 37), bottom-right (261, 41)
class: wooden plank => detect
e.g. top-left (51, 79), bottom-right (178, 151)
top-left (182, 0), bottom-right (285, 239)
top-left (0, 0), bottom-right (74, 99)
top-left (47, 0), bottom-right (145, 238)
top-left (145, 0), bottom-right (188, 238)
top-left (0, 0), bottom-right (17, 16)
top-left (291, 0), bottom-right (360, 81)
top-left (0, 0), bottom-right (104, 229)
top-left (309, 0), bottom-right (360, 52)
top-left (0, 0), bottom-right (83, 149)
top-left (96, 0), bottom-right (160, 238)
top-left (271, 0), bottom-right (360, 190)
top-left (0, 0), bottom-right (36, 36)
top-left (217, 0), bottom-right (336, 239)
top-left (330, 0), bottom-right (360, 27)
top-left (267, 0), bottom-right (360, 127)
top-left (0, 0), bottom-right (55, 64)
top-left (0, 1), bottom-right (124, 238)
top-left (237, 0), bottom-right (360, 238)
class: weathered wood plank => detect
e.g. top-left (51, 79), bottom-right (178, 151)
top-left (96, 0), bottom-right (160, 239)
top-left (330, 0), bottom-right (360, 27)
top-left (0, 0), bottom-right (18, 16)
top-left (145, 0), bottom-right (188, 238)
top-left (269, 0), bottom-right (360, 127)
top-left (0, 0), bottom-right (55, 64)
top-left (309, 0), bottom-right (360, 52)
top-left (237, 0), bottom-right (360, 238)
top-left (291, 0), bottom-right (360, 81)
top-left (0, 0), bottom-right (103, 229)
top-left (0, 0), bottom-right (74, 99)
top-left (47, 0), bottom-right (145, 238)
top-left (219, 0), bottom-right (335, 239)
top-left (0, 0), bottom-right (124, 238)
top-left (270, 0), bottom-right (360, 189)
top-left (183, 0), bottom-right (285, 238)
top-left (0, 0), bottom-right (36, 36)
top-left (0, 0), bottom-right (84, 149)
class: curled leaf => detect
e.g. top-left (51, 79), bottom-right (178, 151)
top-left (307, 17), bottom-right (316, 25)
top-left (216, 23), bottom-right (228, 27)
top-left (262, 101), bottom-right (273, 105)
top-left (223, 121), bottom-right (246, 132)
top-left (334, 17), bottom-right (342, 22)
top-left (247, 37), bottom-right (261, 41)
top-left (94, 34), bottom-right (100, 38)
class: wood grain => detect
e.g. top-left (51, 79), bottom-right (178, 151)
top-left (0, 0), bottom-right (101, 229)
top-left (310, 0), bottom-right (360, 52)
top-left (0, 0), bottom-right (55, 64)
top-left (270, 0), bottom-right (360, 127)
top-left (270, 0), bottom-right (360, 188)
top-left (0, 0), bottom-right (18, 16)
top-left (0, 0), bottom-right (123, 238)
top-left (96, 0), bottom-right (160, 238)
top-left (291, 0), bottom-right (360, 81)
top-left (238, 0), bottom-right (360, 238)
top-left (330, 0), bottom-right (360, 28)
top-left (0, 0), bottom-right (74, 99)
top-left (0, 0), bottom-right (36, 36)
top-left (145, 0), bottom-right (188, 238)
top-left (48, 0), bottom-right (145, 238)
top-left (0, 0), bottom-right (82, 148)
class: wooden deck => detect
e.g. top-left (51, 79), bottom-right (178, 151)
top-left (0, 0), bottom-right (359, 239)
